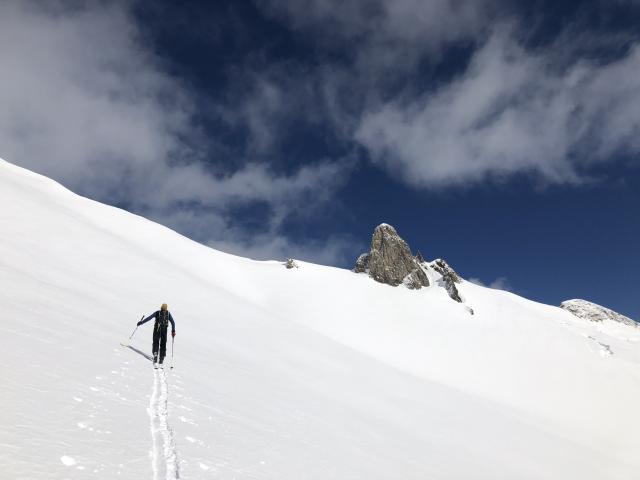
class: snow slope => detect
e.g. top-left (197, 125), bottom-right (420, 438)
top-left (1, 158), bottom-right (639, 479)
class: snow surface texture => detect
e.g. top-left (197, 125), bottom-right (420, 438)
top-left (149, 368), bottom-right (179, 479)
top-left (1, 158), bottom-right (640, 479)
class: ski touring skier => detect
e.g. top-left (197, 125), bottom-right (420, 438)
top-left (137, 303), bottom-right (176, 367)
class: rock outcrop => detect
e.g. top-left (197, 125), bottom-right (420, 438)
top-left (284, 258), bottom-right (298, 269)
top-left (430, 258), bottom-right (462, 302)
top-left (431, 258), bottom-right (461, 283)
top-left (354, 253), bottom-right (370, 273)
top-left (354, 224), bottom-right (429, 289)
top-left (561, 299), bottom-right (637, 327)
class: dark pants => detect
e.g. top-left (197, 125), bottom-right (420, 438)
top-left (152, 322), bottom-right (168, 364)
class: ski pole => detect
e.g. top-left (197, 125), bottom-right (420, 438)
top-left (128, 316), bottom-right (143, 340)
top-left (128, 326), bottom-right (138, 340)
top-left (170, 335), bottom-right (174, 370)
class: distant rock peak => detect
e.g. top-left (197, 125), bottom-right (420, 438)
top-left (560, 299), bottom-right (637, 327)
top-left (353, 224), bottom-right (471, 307)
top-left (354, 224), bottom-right (429, 289)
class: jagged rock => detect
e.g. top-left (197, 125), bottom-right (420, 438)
top-left (284, 258), bottom-right (298, 269)
top-left (354, 253), bottom-right (370, 273)
top-left (353, 223), bottom-right (429, 289)
top-left (561, 299), bottom-right (637, 327)
top-left (431, 258), bottom-right (461, 283)
top-left (430, 258), bottom-right (462, 302)
top-left (415, 251), bottom-right (425, 264)
top-left (443, 277), bottom-right (462, 303)
top-left (403, 269), bottom-right (430, 290)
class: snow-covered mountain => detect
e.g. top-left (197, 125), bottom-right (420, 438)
top-left (2, 158), bottom-right (639, 479)
top-left (561, 299), bottom-right (638, 327)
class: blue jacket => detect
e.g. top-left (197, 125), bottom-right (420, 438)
top-left (138, 310), bottom-right (176, 333)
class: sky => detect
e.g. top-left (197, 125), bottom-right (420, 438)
top-left (0, 0), bottom-right (638, 318)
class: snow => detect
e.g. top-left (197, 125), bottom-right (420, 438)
top-left (1, 157), bottom-right (639, 479)
top-left (561, 298), bottom-right (638, 327)
top-left (60, 455), bottom-right (77, 466)
top-left (149, 368), bottom-right (179, 479)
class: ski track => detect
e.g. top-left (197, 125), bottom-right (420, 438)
top-left (148, 367), bottom-right (179, 479)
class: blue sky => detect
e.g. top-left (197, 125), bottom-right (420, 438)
top-left (0, 0), bottom-right (638, 318)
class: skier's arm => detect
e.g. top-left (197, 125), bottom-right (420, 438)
top-left (137, 311), bottom-right (157, 326)
top-left (169, 312), bottom-right (176, 335)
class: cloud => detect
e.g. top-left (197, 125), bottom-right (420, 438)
top-left (0, 1), bottom-right (189, 187)
top-left (208, 233), bottom-right (359, 265)
top-left (261, 0), bottom-right (497, 53)
top-left (3, 1), bottom-right (638, 266)
top-left (355, 28), bottom-right (640, 188)
top-left (468, 276), bottom-right (513, 291)
top-left (259, 1), bottom-right (640, 189)
top-left (0, 0), bottom-right (353, 264)
top-left (258, 0), bottom-right (500, 115)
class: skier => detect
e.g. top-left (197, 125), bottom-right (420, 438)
top-left (137, 303), bottom-right (176, 366)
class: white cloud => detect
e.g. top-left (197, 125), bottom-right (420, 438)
top-left (148, 206), bottom-right (359, 265)
top-left (258, 0), bottom-right (499, 112)
top-left (208, 233), bottom-right (359, 265)
top-left (0, 1), bottom-right (188, 188)
top-left (0, 1), bottom-right (353, 264)
top-left (468, 276), bottom-right (512, 291)
top-left (258, 2), bottom-right (640, 189)
top-left (355, 29), bottom-right (640, 188)
top-left (261, 0), bottom-right (496, 53)
top-left (4, 0), bottom-right (637, 266)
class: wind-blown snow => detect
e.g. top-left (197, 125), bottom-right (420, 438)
top-left (1, 158), bottom-right (639, 479)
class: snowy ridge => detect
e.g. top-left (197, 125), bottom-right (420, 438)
top-left (561, 298), bottom-right (637, 327)
top-left (2, 158), bottom-right (640, 479)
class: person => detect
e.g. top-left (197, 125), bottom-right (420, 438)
top-left (137, 303), bottom-right (176, 365)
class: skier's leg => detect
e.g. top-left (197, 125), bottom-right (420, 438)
top-left (159, 327), bottom-right (167, 364)
top-left (152, 325), bottom-right (160, 364)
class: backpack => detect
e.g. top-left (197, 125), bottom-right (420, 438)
top-left (156, 309), bottom-right (169, 328)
